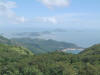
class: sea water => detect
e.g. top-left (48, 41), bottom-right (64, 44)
top-left (39, 29), bottom-right (100, 48)
top-left (66, 50), bottom-right (82, 54)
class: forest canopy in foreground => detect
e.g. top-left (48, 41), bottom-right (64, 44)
top-left (0, 44), bottom-right (100, 75)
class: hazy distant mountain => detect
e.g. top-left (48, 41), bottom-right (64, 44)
top-left (0, 35), bottom-right (80, 54)
top-left (52, 29), bottom-right (67, 32)
top-left (12, 38), bottom-right (80, 54)
top-left (2, 29), bottom-right (67, 38)
top-left (10, 31), bottom-right (52, 38)
top-left (0, 35), bottom-right (13, 45)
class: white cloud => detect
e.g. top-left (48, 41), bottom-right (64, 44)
top-left (38, 0), bottom-right (70, 8)
top-left (32, 13), bottom-right (91, 26)
top-left (35, 17), bottom-right (57, 24)
top-left (0, 1), bottom-right (26, 24)
top-left (11, 16), bottom-right (25, 24)
top-left (30, 13), bottom-right (88, 25)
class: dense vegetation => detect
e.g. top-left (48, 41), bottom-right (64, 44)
top-left (0, 43), bottom-right (100, 75)
top-left (80, 44), bottom-right (100, 55)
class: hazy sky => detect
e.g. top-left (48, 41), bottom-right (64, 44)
top-left (0, 0), bottom-right (100, 30)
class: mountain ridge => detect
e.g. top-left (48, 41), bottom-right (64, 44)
top-left (0, 35), bottom-right (80, 54)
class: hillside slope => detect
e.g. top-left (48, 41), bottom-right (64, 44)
top-left (79, 44), bottom-right (100, 65)
top-left (0, 44), bottom-right (99, 75)
top-left (0, 35), bottom-right (13, 45)
top-left (0, 35), bottom-right (80, 54)
top-left (13, 38), bottom-right (80, 54)
top-left (80, 44), bottom-right (100, 55)
top-left (0, 44), bottom-right (33, 56)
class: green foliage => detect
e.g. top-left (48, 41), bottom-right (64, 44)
top-left (0, 37), bottom-right (100, 75)
top-left (80, 44), bottom-right (100, 55)
top-left (79, 44), bottom-right (100, 64)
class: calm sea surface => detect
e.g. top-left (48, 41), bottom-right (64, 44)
top-left (66, 50), bottom-right (82, 54)
top-left (39, 30), bottom-right (100, 48)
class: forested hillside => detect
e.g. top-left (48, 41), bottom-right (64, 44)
top-left (80, 44), bottom-right (100, 55)
top-left (12, 38), bottom-right (79, 54)
top-left (0, 35), bottom-right (13, 45)
top-left (0, 35), bottom-right (80, 54)
top-left (0, 44), bottom-right (100, 75)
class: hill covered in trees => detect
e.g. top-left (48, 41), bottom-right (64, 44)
top-left (0, 35), bottom-right (80, 54)
top-left (12, 38), bottom-right (80, 54)
top-left (0, 43), bottom-right (100, 75)
top-left (0, 35), bottom-right (13, 45)
top-left (80, 44), bottom-right (100, 55)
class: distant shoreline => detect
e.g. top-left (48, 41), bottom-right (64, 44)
top-left (60, 48), bottom-right (84, 52)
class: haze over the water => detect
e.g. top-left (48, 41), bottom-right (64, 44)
top-left (0, 0), bottom-right (100, 48)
